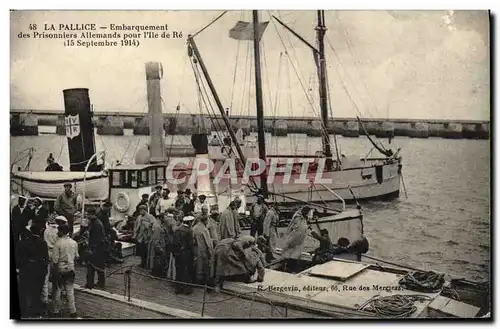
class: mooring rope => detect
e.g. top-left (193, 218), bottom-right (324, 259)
top-left (358, 294), bottom-right (431, 318)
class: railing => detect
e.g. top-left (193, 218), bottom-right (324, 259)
top-left (317, 183), bottom-right (346, 211)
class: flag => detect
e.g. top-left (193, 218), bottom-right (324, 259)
top-left (229, 21), bottom-right (269, 41)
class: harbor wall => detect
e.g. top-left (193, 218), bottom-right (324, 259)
top-left (96, 116), bottom-right (124, 136)
top-left (10, 113), bottom-right (38, 136)
top-left (10, 110), bottom-right (490, 139)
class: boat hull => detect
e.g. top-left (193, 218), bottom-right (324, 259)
top-left (11, 171), bottom-right (109, 199)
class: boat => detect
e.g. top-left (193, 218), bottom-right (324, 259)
top-left (10, 89), bottom-right (110, 201)
top-left (183, 10), bottom-right (403, 206)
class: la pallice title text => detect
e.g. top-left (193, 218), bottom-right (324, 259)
top-left (16, 23), bottom-right (184, 48)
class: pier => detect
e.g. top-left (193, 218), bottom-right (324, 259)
top-left (10, 109), bottom-right (490, 140)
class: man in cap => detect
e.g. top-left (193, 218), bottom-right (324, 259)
top-left (42, 215), bottom-right (67, 306)
top-left (249, 195), bottom-right (268, 238)
top-left (17, 224), bottom-right (49, 318)
top-left (148, 185), bottom-right (163, 215)
top-left (133, 204), bottom-right (154, 268)
top-left (11, 196), bottom-right (29, 249)
top-left (85, 208), bottom-right (107, 289)
top-left (133, 193), bottom-right (149, 218)
top-left (172, 215), bottom-right (194, 294)
top-left (32, 197), bottom-right (49, 230)
top-left (182, 189), bottom-right (195, 215)
top-left (50, 223), bottom-right (78, 318)
top-left (175, 190), bottom-right (186, 210)
top-left (55, 183), bottom-right (77, 237)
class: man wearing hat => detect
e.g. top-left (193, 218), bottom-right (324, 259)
top-left (85, 208), bottom-right (107, 289)
top-left (50, 223), bottom-right (78, 318)
top-left (133, 205), bottom-right (154, 268)
top-left (172, 215), bottom-right (195, 294)
top-left (249, 195), bottom-right (268, 238)
top-left (174, 190), bottom-right (185, 210)
top-left (55, 183), bottom-right (77, 237)
top-left (133, 194), bottom-right (149, 218)
top-left (42, 215), bottom-right (67, 306)
top-left (148, 185), bottom-right (163, 215)
top-left (32, 197), bottom-right (49, 230)
top-left (182, 189), bottom-right (195, 216)
top-left (11, 196), bottom-right (29, 249)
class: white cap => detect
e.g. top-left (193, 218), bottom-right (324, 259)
top-left (183, 215), bottom-right (195, 222)
top-left (55, 215), bottom-right (68, 223)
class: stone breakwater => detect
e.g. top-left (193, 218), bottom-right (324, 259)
top-left (12, 111), bottom-right (489, 139)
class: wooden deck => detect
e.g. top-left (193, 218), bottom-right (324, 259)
top-left (73, 256), bottom-right (326, 319)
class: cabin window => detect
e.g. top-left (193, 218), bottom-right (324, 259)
top-left (157, 167), bottom-right (165, 184)
top-left (149, 169), bottom-right (156, 186)
top-left (111, 171), bottom-right (121, 187)
top-left (129, 170), bottom-right (138, 188)
top-left (139, 170), bottom-right (148, 187)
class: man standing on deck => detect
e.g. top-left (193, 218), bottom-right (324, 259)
top-left (55, 183), bottom-right (77, 237)
top-left (148, 213), bottom-right (168, 277)
top-left (262, 199), bottom-right (279, 261)
top-left (148, 185), bottom-right (163, 215)
top-left (192, 214), bottom-right (214, 287)
top-left (42, 215), bottom-right (67, 307)
top-left (194, 194), bottom-right (210, 214)
top-left (218, 201), bottom-right (241, 240)
top-left (175, 190), bottom-right (186, 210)
top-left (50, 223), bottom-right (79, 318)
top-left (172, 216), bottom-right (194, 294)
top-left (133, 205), bottom-right (154, 268)
top-left (85, 208), bottom-right (107, 289)
top-left (281, 206), bottom-right (310, 261)
top-left (250, 195), bottom-right (268, 238)
top-left (32, 197), bottom-right (49, 230)
top-left (11, 196), bottom-right (29, 249)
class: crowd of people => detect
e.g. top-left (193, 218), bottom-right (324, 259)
top-left (128, 186), bottom-right (281, 294)
top-left (10, 183), bottom-right (283, 318)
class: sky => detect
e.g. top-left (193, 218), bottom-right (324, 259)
top-left (10, 10), bottom-right (490, 120)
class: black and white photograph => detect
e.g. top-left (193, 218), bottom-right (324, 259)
top-left (8, 8), bottom-right (491, 320)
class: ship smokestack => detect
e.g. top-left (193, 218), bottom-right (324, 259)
top-left (63, 88), bottom-right (101, 172)
top-left (145, 62), bottom-right (166, 163)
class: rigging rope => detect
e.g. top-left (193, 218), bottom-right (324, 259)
top-left (229, 11), bottom-right (245, 112)
top-left (191, 11), bottom-right (228, 38)
top-left (358, 294), bottom-right (431, 318)
top-left (398, 271), bottom-right (445, 293)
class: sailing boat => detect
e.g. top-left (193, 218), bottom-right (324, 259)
top-left (185, 10), bottom-right (403, 206)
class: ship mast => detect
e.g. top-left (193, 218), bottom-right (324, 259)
top-left (252, 10), bottom-right (269, 198)
top-left (316, 10), bottom-right (332, 159)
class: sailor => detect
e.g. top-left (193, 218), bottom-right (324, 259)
top-left (45, 154), bottom-right (63, 172)
top-left (262, 199), bottom-right (279, 261)
top-left (218, 201), bottom-right (241, 240)
top-left (148, 185), bottom-right (163, 215)
top-left (17, 224), bottom-right (49, 318)
top-left (148, 213), bottom-right (168, 277)
top-left (172, 215), bottom-right (195, 294)
top-left (85, 208), bottom-right (106, 289)
top-left (192, 214), bottom-right (214, 287)
top-left (11, 196), bottom-right (29, 247)
top-left (281, 206), bottom-right (310, 262)
top-left (310, 228), bottom-right (334, 264)
top-left (32, 197), bottom-right (49, 230)
top-left (133, 205), bottom-right (154, 268)
top-left (55, 183), bottom-right (77, 237)
top-left (155, 189), bottom-right (174, 216)
top-left (42, 215), bottom-right (67, 307)
top-left (249, 195), bottom-right (268, 238)
top-left (50, 223), bottom-right (79, 318)
top-left (133, 194), bottom-right (149, 218)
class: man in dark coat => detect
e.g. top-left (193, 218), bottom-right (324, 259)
top-left (32, 197), bottom-right (49, 230)
top-left (148, 185), bottom-right (163, 215)
top-left (17, 224), bottom-right (49, 318)
top-left (11, 196), bottom-right (29, 249)
top-left (85, 209), bottom-right (107, 289)
top-left (172, 216), bottom-right (194, 294)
